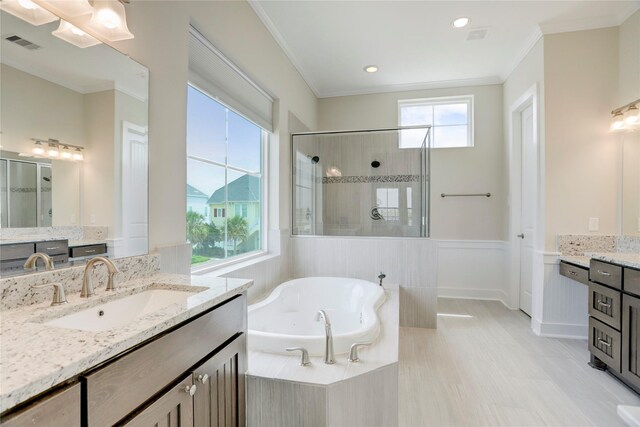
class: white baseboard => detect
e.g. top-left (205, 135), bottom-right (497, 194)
top-left (438, 287), bottom-right (508, 303)
top-left (531, 318), bottom-right (587, 339)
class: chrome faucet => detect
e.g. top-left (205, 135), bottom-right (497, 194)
top-left (378, 272), bottom-right (386, 287)
top-left (23, 253), bottom-right (55, 271)
top-left (32, 283), bottom-right (67, 306)
top-left (315, 310), bottom-right (335, 364)
top-left (81, 257), bottom-right (119, 298)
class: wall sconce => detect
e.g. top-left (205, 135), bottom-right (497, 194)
top-left (611, 99), bottom-right (640, 132)
top-left (0, 0), bottom-right (58, 25)
top-left (53, 20), bottom-right (102, 48)
top-left (86, 0), bottom-right (134, 41)
top-left (31, 138), bottom-right (84, 161)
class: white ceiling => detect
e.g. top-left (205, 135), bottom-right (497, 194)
top-left (250, 0), bottom-right (640, 98)
top-left (0, 11), bottom-right (148, 100)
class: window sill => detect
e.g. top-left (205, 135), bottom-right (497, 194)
top-left (191, 250), bottom-right (278, 277)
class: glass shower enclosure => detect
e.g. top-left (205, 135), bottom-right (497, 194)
top-left (292, 126), bottom-right (430, 238)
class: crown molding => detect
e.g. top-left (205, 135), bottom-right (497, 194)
top-left (500, 26), bottom-right (543, 82)
top-left (539, 2), bottom-right (640, 35)
top-left (317, 76), bottom-right (502, 99)
top-left (247, 0), bottom-right (320, 98)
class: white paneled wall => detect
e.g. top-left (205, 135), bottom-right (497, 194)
top-left (532, 255), bottom-right (589, 338)
top-left (291, 236), bottom-right (437, 328)
top-left (435, 240), bottom-right (509, 303)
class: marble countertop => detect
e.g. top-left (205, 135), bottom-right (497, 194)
top-left (559, 255), bottom-right (591, 268)
top-left (247, 284), bottom-right (399, 385)
top-left (560, 253), bottom-right (640, 270)
top-left (0, 273), bottom-right (253, 413)
top-left (589, 252), bottom-right (640, 269)
top-left (0, 237), bottom-right (105, 247)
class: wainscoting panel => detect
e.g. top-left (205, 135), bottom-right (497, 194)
top-left (435, 240), bottom-right (509, 304)
top-left (537, 255), bottom-right (589, 339)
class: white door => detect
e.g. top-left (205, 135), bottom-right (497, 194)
top-left (519, 105), bottom-right (535, 316)
top-left (122, 121), bottom-right (149, 257)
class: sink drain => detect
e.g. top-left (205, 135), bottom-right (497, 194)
top-left (97, 310), bottom-right (105, 317)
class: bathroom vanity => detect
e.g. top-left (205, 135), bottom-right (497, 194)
top-left (561, 253), bottom-right (640, 394)
top-left (0, 272), bottom-right (252, 426)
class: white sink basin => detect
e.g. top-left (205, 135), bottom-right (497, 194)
top-left (44, 289), bottom-right (194, 332)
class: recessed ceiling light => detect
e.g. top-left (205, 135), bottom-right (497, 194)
top-left (364, 65), bottom-right (378, 73)
top-left (452, 17), bottom-right (470, 28)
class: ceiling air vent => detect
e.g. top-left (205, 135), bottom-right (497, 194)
top-left (466, 28), bottom-right (489, 41)
top-left (4, 34), bottom-right (41, 50)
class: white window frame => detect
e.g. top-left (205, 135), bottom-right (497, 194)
top-left (187, 84), bottom-right (269, 275)
top-left (398, 95), bottom-right (474, 149)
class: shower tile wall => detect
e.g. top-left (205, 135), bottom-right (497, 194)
top-left (295, 131), bottom-right (424, 237)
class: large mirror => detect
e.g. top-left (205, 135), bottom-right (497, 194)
top-left (0, 9), bottom-right (149, 276)
top-left (622, 132), bottom-right (640, 237)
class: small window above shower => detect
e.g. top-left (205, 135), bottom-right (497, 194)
top-left (398, 95), bottom-right (473, 149)
top-left (291, 127), bottom-right (430, 238)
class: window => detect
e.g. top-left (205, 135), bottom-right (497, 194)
top-left (186, 84), bottom-right (265, 267)
top-left (376, 188), bottom-right (400, 222)
top-left (398, 95), bottom-right (473, 148)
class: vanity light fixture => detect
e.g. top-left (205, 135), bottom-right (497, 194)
top-left (38, 0), bottom-right (93, 17)
top-left (31, 139), bottom-right (84, 161)
top-left (52, 20), bottom-right (102, 48)
top-left (611, 99), bottom-right (640, 132)
top-left (0, 0), bottom-right (58, 26)
top-left (86, 0), bottom-right (134, 41)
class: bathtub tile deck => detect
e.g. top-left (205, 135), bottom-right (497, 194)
top-left (398, 298), bottom-right (640, 427)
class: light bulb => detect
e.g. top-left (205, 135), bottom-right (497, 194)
top-left (17, 0), bottom-right (37, 10)
top-left (73, 149), bottom-right (84, 161)
top-left (33, 144), bottom-right (45, 155)
top-left (97, 9), bottom-right (120, 29)
top-left (48, 147), bottom-right (59, 157)
top-left (61, 146), bottom-right (73, 159)
top-left (624, 105), bottom-right (639, 126)
top-left (611, 111), bottom-right (625, 131)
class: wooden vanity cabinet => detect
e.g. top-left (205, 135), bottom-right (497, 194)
top-left (193, 334), bottom-right (246, 427)
top-left (0, 383), bottom-right (80, 427)
top-left (84, 293), bottom-right (247, 427)
top-left (621, 289), bottom-right (640, 390)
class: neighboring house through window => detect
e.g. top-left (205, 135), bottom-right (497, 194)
top-left (398, 95), bottom-right (474, 148)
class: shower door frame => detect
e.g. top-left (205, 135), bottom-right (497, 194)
top-left (290, 125), bottom-right (432, 238)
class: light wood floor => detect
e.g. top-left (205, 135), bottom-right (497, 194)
top-left (399, 299), bottom-right (640, 427)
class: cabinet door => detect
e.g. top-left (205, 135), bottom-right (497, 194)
top-left (0, 383), bottom-right (80, 427)
top-left (622, 294), bottom-right (640, 390)
top-left (124, 375), bottom-right (195, 427)
top-left (194, 334), bottom-right (246, 427)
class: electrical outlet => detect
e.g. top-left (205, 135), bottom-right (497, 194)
top-left (588, 217), bottom-right (599, 232)
top-left (90, 214), bottom-right (96, 224)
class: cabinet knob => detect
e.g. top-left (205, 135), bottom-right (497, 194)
top-left (517, 233), bottom-right (525, 239)
top-left (184, 384), bottom-right (197, 396)
top-left (197, 374), bottom-right (209, 384)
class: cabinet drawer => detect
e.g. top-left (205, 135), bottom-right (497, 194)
top-left (35, 240), bottom-right (68, 256)
top-left (624, 268), bottom-right (640, 298)
top-left (85, 294), bottom-right (245, 426)
top-left (588, 281), bottom-right (621, 330)
top-left (69, 244), bottom-right (107, 258)
top-left (0, 383), bottom-right (80, 427)
top-left (0, 243), bottom-right (34, 261)
top-left (589, 317), bottom-right (621, 372)
top-left (590, 260), bottom-right (622, 289)
top-left (559, 262), bottom-right (589, 285)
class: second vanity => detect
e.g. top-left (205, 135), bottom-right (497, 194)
top-left (560, 252), bottom-right (640, 394)
top-left (0, 269), bottom-right (252, 426)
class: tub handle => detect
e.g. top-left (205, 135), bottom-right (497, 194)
top-left (348, 342), bottom-right (372, 363)
top-left (286, 347), bottom-right (311, 366)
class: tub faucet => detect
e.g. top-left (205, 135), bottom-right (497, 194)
top-left (81, 256), bottom-right (119, 298)
top-left (378, 272), bottom-right (386, 286)
top-left (315, 310), bottom-right (335, 364)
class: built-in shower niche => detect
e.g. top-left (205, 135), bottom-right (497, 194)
top-left (292, 127), bottom-right (430, 237)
